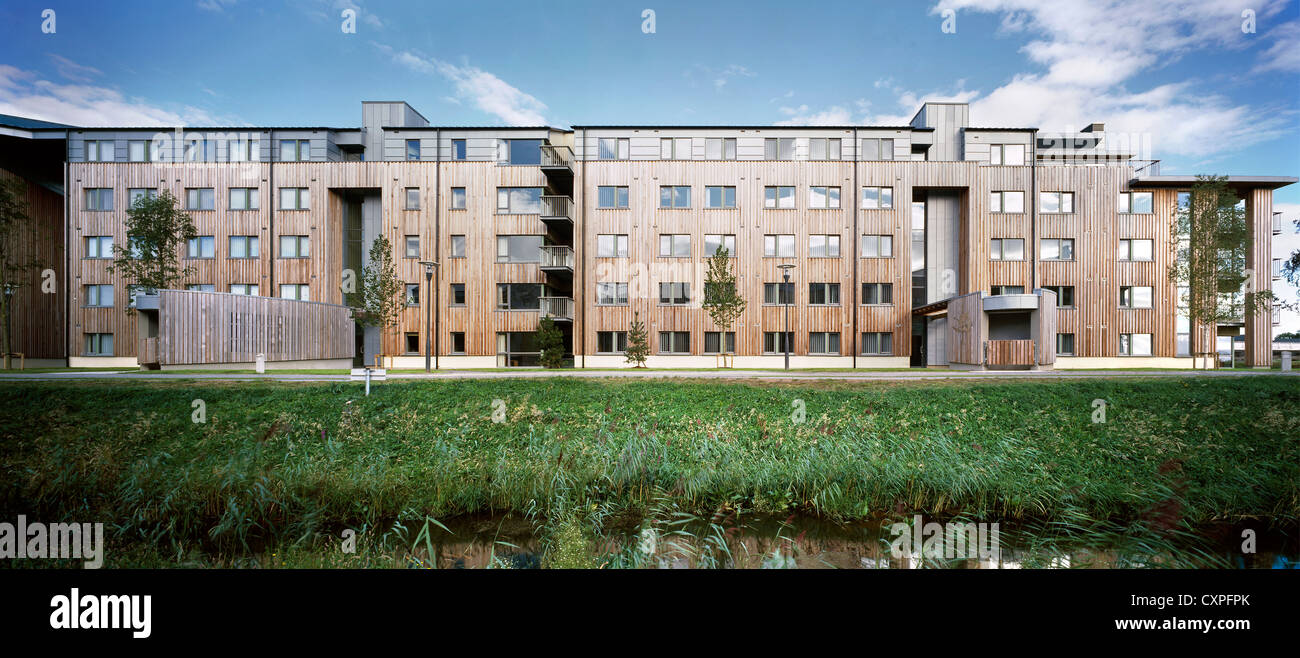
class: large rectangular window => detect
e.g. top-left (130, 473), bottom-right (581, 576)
top-left (1119, 286), bottom-right (1153, 309)
top-left (83, 284), bottom-right (113, 307)
top-left (229, 187), bottom-right (260, 210)
top-left (1119, 333), bottom-right (1153, 356)
top-left (703, 331), bottom-right (735, 354)
top-left (183, 188), bottom-right (215, 211)
top-left (705, 138), bottom-right (737, 160)
top-left (279, 235), bottom-right (310, 258)
top-left (85, 140), bottom-right (114, 162)
top-left (764, 138), bottom-right (795, 160)
top-left (860, 138), bottom-right (894, 161)
top-left (861, 332), bottom-right (893, 355)
top-left (763, 234), bottom-right (796, 258)
top-left (861, 235), bottom-right (894, 258)
top-left (186, 236), bottom-right (215, 259)
top-left (452, 139), bottom-right (467, 160)
top-left (808, 332), bottom-right (840, 354)
top-left (704, 234), bottom-right (736, 257)
top-left (705, 186), bottom-right (736, 208)
top-left (809, 186), bottom-right (841, 209)
top-left (496, 283), bottom-right (543, 310)
top-left (1042, 285), bottom-right (1075, 307)
top-left (660, 137), bottom-right (693, 160)
top-left (279, 284), bottom-right (309, 301)
top-left (809, 138), bottom-right (842, 161)
top-left (763, 282), bottom-right (795, 305)
top-left (989, 144), bottom-right (1026, 165)
top-left (496, 235), bottom-right (543, 263)
top-left (279, 188), bottom-right (310, 210)
top-left (128, 140), bottom-right (150, 162)
top-left (1040, 191), bottom-right (1074, 213)
top-left (596, 234), bottom-right (628, 258)
top-left (84, 236), bottom-right (114, 259)
top-left (763, 331), bottom-right (794, 354)
top-left (280, 139), bottom-right (310, 161)
top-left (808, 282), bottom-right (840, 305)
top-left (1117, 191), bottom-right (1154, 214)
top-left (764, 186), bottom-right (796, 209)
top-left (500, 139), bottom-right (541, 165)
top-left (405, 139), bottom-right (420, 161)
top-left (597, 331), bottom-right (628, 353)
top-left (990, 238), bottom-right (1025, 261)
top-left (659, 185), bottom-right (691, 208)
top-left (598, 138), bottom-right (629, 160)
top-left (989, 191), bottom-right (1025, 213)
top-left (991, 285), bottom-right (1025, 296)
top-left (861, 282), bottom-right (893, 305)
top-left (596, 282), bottom-right (629, 305)
top-left (496, 187), bottom-right (542, 214)
top-left (658, 234), bottom-right (691, 258)
top-left (228, 236), bottom-right (259, 259)
top-left (1040, 238), bottom-right (1074, 260)
top-left (128, 188), bottom-right (157, 206)
top-left (658, 282), bottom-right (691, 305)
top-left (808, 234), bottom-right (840, 258)
top-left (1057, 333), bottom-right (1075, 356)
top-left (1118, 239), bottom-right (1154, 261)
top-left (84, 333), bottom-right (114, 356)
top-left (861, 186), bottom-right (893, 209)
top-left (597, 186), bottom-right (629, 209)
top-left (659, 331), bottom-right (691, 353)
top-left (83, 188), bottom-right (114, 211)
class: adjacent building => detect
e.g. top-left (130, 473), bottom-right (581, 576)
top-left (0, 100), bottom-right (1291, 369)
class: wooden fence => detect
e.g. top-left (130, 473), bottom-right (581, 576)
top-left (987, 339), bottom-right (1035, 366)
top-left (146, 290), bottom-right (353, 365)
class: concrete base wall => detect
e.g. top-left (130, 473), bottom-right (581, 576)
top-left (1054, 357), bottom-right (1199, 369)
top-left (69, 357), bottom-right (140, 368)
top-left (159, 358), bottom-right (354, 371)
top-left (579, 355), bottom-right (909, 369)
top-left (383, 355), bottom-right (498, 369)
top-left (3, 358), bottom-right (69, 369)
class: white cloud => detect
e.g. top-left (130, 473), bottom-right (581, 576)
top-left (47, 55), bottom-right (101, 83)
top-left (1254, 21), bottom-right (1300, 73)
top-left (0, 65), bottom-right (231, 126)
top-left (197, 0), bottom-right (238, 11)
top-left (712, 65), bottom-right (755, 90)
top-left (376, 45), bottom-right (548, 125)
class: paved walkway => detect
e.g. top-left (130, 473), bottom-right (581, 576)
top-left (0, 368), bottom-right (1293, 383)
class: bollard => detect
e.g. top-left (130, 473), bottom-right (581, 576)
top-left (1283, 351), bottom-right (1292, 372)
top-left (364, 367), bottom-right (372, 396)
top-left (255, 352), bottom-right (266, 374)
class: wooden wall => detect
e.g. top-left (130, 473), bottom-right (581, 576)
top-left (151, 289), bottom-right (352, 365)
top-left (0, 167), bottom-right (64, 359)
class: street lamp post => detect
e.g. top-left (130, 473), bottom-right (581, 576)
top-left (777, 264), bottom-right (795, 371)
top-left (419, 261), bottom-right (439, 372)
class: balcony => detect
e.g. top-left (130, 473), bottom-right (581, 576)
top-left (540, 144), bottom-right (574, 196)
top-left (1275, 212), bottom-right (1284, 236)
top-left (540, 195), bottom-right (574, 240)
top-left (539, 245), bottom-right (574, 286)
top-left (539, 296), bottom-right (573, 322)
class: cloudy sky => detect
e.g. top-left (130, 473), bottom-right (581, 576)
top-left (2, 0), bottom-right (1298, 331)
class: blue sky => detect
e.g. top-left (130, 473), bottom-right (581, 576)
top-left (2, 0), bottom-right (1299, 328)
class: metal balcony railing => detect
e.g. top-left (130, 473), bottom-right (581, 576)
top-left (539, 296), bottom-right (573, 320)
top-left (541, 195), bottom-right (572, 219)
top-left (540, 144), bottom-right (573, 170)
top-left (539, 245), bottom-right (574, 270)
top-left (1275, 213), bottom-right (1285, 235)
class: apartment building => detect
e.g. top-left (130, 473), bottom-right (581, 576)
top-left (0, 100), bottom-right (1291, 369)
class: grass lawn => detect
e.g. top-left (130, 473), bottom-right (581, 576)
top-left (1, 376), bottom-right (1295, 567)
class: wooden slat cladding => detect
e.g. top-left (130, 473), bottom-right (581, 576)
top-left (988, 339), bottom-right (1034, 366)
top-left (0, 167), bottom-right (65, 359)
top-left (946, 292), bottom-right (984, 365)
top-left (1244, 188), bottom-right (1272, 366)
top-left (152, 289), bottom-right (351, 365)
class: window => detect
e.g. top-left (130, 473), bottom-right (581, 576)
top-left (808, 234), bottom-right (840, 258)
top-left (180, 188), bottom-right (213, 211)
top-left (496, 332), bottom-right (541, 366)
top-left (658, 234), bottom-right (691, 258)
top-left (84, 333), bottom-right (113, 356)
top-left (229, 139), bottom-right (259, 162)
top-left (704, 234), bottom-right (736, 257)
top-left (451, 235), bottom-right (466, 258)
top-left (185, 284), bottom-right (215, 293)
top-left (861, 282), bottom-right (893, 305)
top-left (85, 236), bottom-right (114, 259)
top-left (705, 186), bottom-right (736, 208)
top-left (989, 191), bottom-right (1025, 213)
top-left (860, 138), bottom-right (894, 161)
top-left (861, 235), bottom-right (894, 258)
top-left (1118, 239), bottom-right (1154, 261)
top-left (451, 332), bottom-right (466, 355)
top-left (1118, 191), bottom-right (1153, 214)
top-left (989, 144), bottom-right (1026, 166)
top-left (228, 236), bottom-right (259, 259)
top-left (128, 140), bottom-right (149, 162)
top-left (809, 138), bottom-right (842, 161)
top-left (279, 187), bottom-right (310, 210)
top-left (990, 238), bottom-right (1025, 261)
top-left (451, 187), bottom-right (466, 210)
top-left (1056, 333), bottom-right (1075, 356)
top-left (280, 139), bottom-right (310, 161)
top-left (499, 139), bottom-right (541, 165)
top-left (1119, 286), bottom-right (1153, 309)
top-left (660, 137), bottom-right (693, 160)
top-left (861, 332), bottom-right (893, 355)
top-left (405, 333), bottom-right (420, 354)
top-left (128, 188), bottom-right (157, 206)
top-left (452, 139), bottom-right (467, 160)
top-left (496, 187), bottom-right (542, 214)
top-left (496, 235), bottom-right (543, 263)
top-left (658, 282), bottom-right (691, 305)
top-left (186, 236), bottom-right (215, 259)
top-left (703, 331), bottom-right (736, 354)
top-left (228, 187), bottom-right (259, 210)
top-left (496, 283), bottom-right (543, 310)
top-left (84, 188), bottom-right (114, 211)
top-left (279, 284), bottom-right (309, 301)
top-left (230, 284), bottom-right (259, 296)
top-left (860, 186), bottom-right (894, 210)
top-left (1040, 238), bottom-right (1075, 260)
top-left (1042, 285), bottom-right (1075, 307)
top-left (991, 285), bottom-right (1025, 295)
top-left (125, 237), bottom-right (152, 260)
top-left (763, 332), bottom-right (794, 354)
top-left (450, 283), bottom-right (466, 306)
top-left (764, 186), bottom-right (796, 209)
top-left (1119, 333), bottom-right (1153, 356)
top-left (659, 331), bottom-right (691, 353)
top-left (597, 186), bottom-right (629, 208)
top-left (763, 234), bottom-right (795, 258)
top-left (809, 186), bottom-right (841, 209)
top-left (404, 283), bottom-right (420, 306)
top-left (596, 282), bottom-right (629, 305)
top-left (596, 234), bottom-right (628, 258)
top-left (598, 138), bottom-right (630, 160)
top-left (279, 235), bottom-right (310, 258)
top-left (808, 282), bottom-right (840, 305)
top-left (85, 140), bottom-right (114, 162)
top-left (83, 284), bottom-right (113, 307)
top-left (598, 331), bottom-right (628, 353)
top-left (404, 235), bottom-right (420, 258)
top-left (404, 188), bottom-right (420, 210)
top-left (763, 282), bottom-right (795, 305)
top-left (705, 138), bottom-right (737, 160)
top-left (405, 139), bottom-right (420, 161)
top-left (809, 332), bottom-right (841, 354)
top-left (659, 185), bottom-right (691, 208)
top-left (1040, 192), bottom-right (1074, 213)
top-left (760, 137), bottom-right (793, 160)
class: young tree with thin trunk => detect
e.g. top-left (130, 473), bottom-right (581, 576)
top-left (624, 311), bottom-right (649, 367)
top-left (350, 235), bottom-right (403, 330)
top-left (537, 316), bottom-right (564, 368)
top-left (0, 177), bottom-right (45, 369)
top-left (701, 246), bottom-right (745, 366)
top-left (108, 190), bottom-right (197, 313)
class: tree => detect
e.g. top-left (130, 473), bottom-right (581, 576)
top-left (350, 235), bottom-right (403, 329)
top-left (624, 311), bottom-right (649, 367)
top-left (108, 190), bottom-right (196, 313)
top-left (0, 177), bottom-right (45, 369)
top-left (1169, 176), bottom-right (1274, 367)
top-left (537, 316), bottom-right (565, 368)
top-left (1281, 216), bottom-right (1299, 311)
top-left (701, 246), bottom-right (746, 365)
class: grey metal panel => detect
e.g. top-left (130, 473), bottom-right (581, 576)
top-left (926, 191), bottom-right (960, 304)
top-left (927, 316), bottom-right (948, 366)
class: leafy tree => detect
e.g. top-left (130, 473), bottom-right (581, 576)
top-left (349, 235), bottom-right (403, 329)
top-left (108, 190), bottom-right (196, 313)
top-left (537, 316), bottom-right (565, 368)
top-left (701, 246), bottom-right (745, 364)
top-left (1281, 216), bottom-right (1299, 310)
top-left (1169, 176), bottom-right (1274, 367)
top-left (0, 177), bottom-right (45, 369)
top-left (1275, 331), bottom-right (1300, 340)
top-left (624, 311), bottom-right (649, 367)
